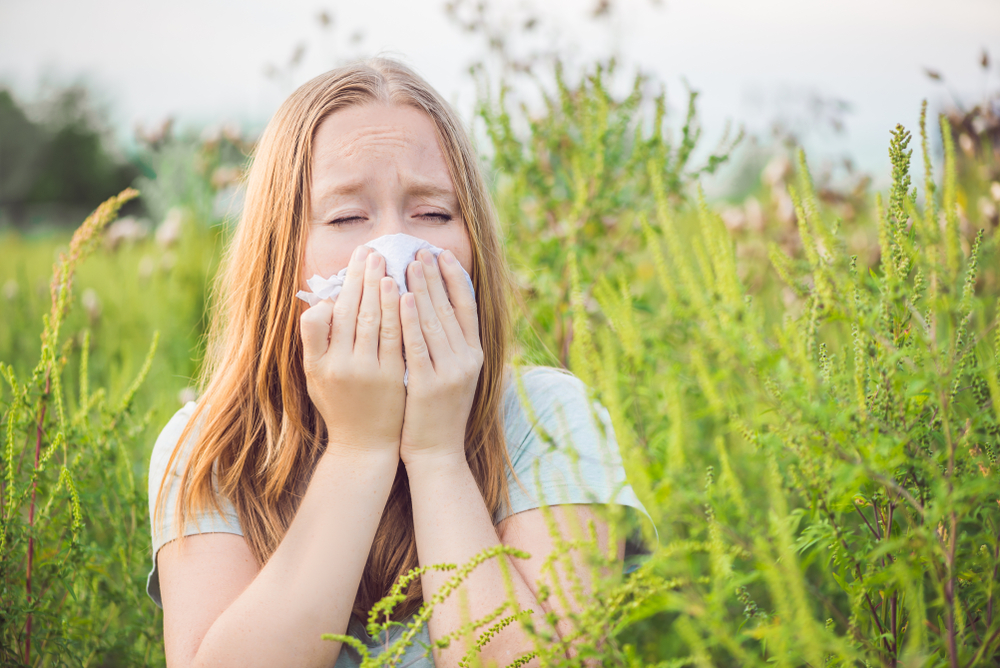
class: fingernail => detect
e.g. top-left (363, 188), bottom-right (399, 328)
top-left (412, 261), bottom-right (423, 278)
top-left (366, 252), bottom-right (379, 268)
top-left (418, 249), bottom-right (432, 264)
top-left (442, 250), bottom-right (457, 264)
top-left (404, 293), bottom-right (415, 308)
top-left (353, 246), bottom-right (370, 261)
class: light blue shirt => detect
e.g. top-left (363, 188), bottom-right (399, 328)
top-left (146, 365), bottom-right (653, 667)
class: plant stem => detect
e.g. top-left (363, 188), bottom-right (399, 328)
top-left (986, 522), bottom-right (1000, 632)
top-left (853, 500), bottom-right (880, 539)
top-left (942, 392), bottom-right (958, 668)
top-left (24, 370), bottom-right (50, 667)
top-left (964, 625), bottom-right (1000, 668)
top-left (628, 369), bottom-right (648, 449)
top-left (825, 438), bottom-right (926, 517)
top-left (821, 500), bottom-right (889, 656)
top-left (886, 501), bottom-right (898, 660)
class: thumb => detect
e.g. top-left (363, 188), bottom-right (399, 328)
top-left (300, 299), bottom-right (335, 365)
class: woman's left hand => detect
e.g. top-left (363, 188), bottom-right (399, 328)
top-left (399, 248), bottom-right (483, 465)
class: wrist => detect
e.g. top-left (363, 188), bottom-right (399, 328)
top-left (401, 447), bottom-right (468, 478)
top-left (323, 439), bottom-right (400, 464)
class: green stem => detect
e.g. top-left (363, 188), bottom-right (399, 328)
top-left (24, 370), bottom-right (50, 666)
top-left (941, 392), bottom-right (958, 668)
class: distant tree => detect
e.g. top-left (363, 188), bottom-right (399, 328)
top-left (0, 85), bottom-right (139, 227)
top-left (0, 89), bottom-right (47, 207)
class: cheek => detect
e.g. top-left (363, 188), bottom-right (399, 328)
top-left (301, 228), bottom-right (353, 284)
top-left (419, 227), bottom-right (473, 275)
top-left (449, 229), bottom-right (474, 276)
top-left (456, 246), bottom-right (473, 276)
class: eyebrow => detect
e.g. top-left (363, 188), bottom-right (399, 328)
top-left (319, 180), bottom-right (366, 198)
top-left (406, 181), bottom-right (456, 200)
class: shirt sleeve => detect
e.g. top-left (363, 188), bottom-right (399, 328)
top-left (146, 402), bottom-right (243, 608)
top-left (498, 366), bottom-right (655, 538)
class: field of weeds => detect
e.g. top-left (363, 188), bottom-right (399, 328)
top-left (2, 57), bottom-right (1000, 666)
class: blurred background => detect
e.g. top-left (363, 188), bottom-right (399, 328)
top-left (2, 0), bottom-right (999, 225)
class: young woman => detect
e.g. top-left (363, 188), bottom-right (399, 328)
top-left (147, 57), bottom-right (650, 668)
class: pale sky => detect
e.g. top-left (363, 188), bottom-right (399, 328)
top-left (1, 0), bottom-right (998, 180)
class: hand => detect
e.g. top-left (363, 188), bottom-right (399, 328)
top-left (300, 246), bottom-right (406, 453)
top-left (398, 249), bottom-right (484, 465)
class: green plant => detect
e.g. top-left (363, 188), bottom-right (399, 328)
top-left (477, 59), bottom-right (741, 366)
top-left (132, 124), bottom-right (252, 228)
top-left (588, 103), bottom-right (999, 665)
top-left (0, 190), bottom-right (164, 667)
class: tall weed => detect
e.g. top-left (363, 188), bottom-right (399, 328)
top-left (1, 191), bottom-right (164, 667)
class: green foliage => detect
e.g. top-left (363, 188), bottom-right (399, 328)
top-left (0, 87), bottom-right (140, 227)
top-left (0, 210), bottom-right (221, 433)
top-left (477, 60), bottom-right (741, 365)
top-left (132, 124), bottom-right (253, 227)
top-left (566, 110), bottom-right (998, 664)
top-left (322, 545), bottom-right (533, 668)
top-left (0, 191), bottom-right (165, 667)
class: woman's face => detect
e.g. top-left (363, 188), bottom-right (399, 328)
top-left (302, 103), bottom-right (472, 287)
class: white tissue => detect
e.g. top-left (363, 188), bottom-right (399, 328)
top-left (296, 233), bottom-right (475, 386)
top-left (296, 233), bottom-right (474, 306)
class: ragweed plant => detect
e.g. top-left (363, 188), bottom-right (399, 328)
top-left (587, 103), bottom-right (1000, 666)
top-left (0, 190), bottom-right (164, 667)
top-left (321, 545), bottom-right (532, 667)
top-left (477, 59), bottom-right (741, 365)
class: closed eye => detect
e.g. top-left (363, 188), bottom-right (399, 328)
top-left (418, 212), bottom-right (452, 222)
top-left (328, 212), bottom-right (452, 225)
top-left (329, 215), bottom-right (367, 225)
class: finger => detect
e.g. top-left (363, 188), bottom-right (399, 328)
top-left (354, 252), bottom-right (385, 358)
top-left (378, 276), bottom-right (403, 370)
top-left (407, 259), bottom-right (455, 366)
top-left (438, 249), bottom-right (482, 352)
top-left (300, 299), bottom-right (334, 365)
top-left (399, 292), bottom-right (432, 376)
top-left (417, 249), bottom-right (467, 353)
top-left (330, 245), bottom-right (371, 357)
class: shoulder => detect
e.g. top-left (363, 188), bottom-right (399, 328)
top-left (500, 365), bottom-right (618, 494)
top-left (503, 364), bottom-right (584, 401)
top-left (149, 401), bottom-right (199, 492)
top-left (147, 401), bottom-right (240, 542)
top-left (497, 365), bottom-right (655, 536)
top-left (501, 365), bottom-right (606, 460)
top-left (496, 367), bottom-right (631, 514)
top-left (152, 401), bottom-right (199, 462)
top-left (146, 401), bottom-right (243, 607)
top-left (502, 365), bottom-right (591, 426)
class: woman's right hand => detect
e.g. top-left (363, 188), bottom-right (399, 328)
top-left (300, 245), bottom-right (405, 452)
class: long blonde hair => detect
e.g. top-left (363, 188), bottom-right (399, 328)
top-left (156, 58), bottom-right (514, 620)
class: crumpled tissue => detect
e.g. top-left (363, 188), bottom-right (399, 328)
top-left (296, 233), bottom-right (475, 386)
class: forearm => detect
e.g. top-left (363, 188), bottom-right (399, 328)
top-left (406, 452), bottom-right (551, 668)
top-left (190, 447), bottom-right (399, 668)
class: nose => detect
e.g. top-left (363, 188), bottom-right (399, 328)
top-left (370, 210), bottom-right (408, 240)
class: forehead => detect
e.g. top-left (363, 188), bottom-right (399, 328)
top-left (311, 103), bottom-right (449, 177)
